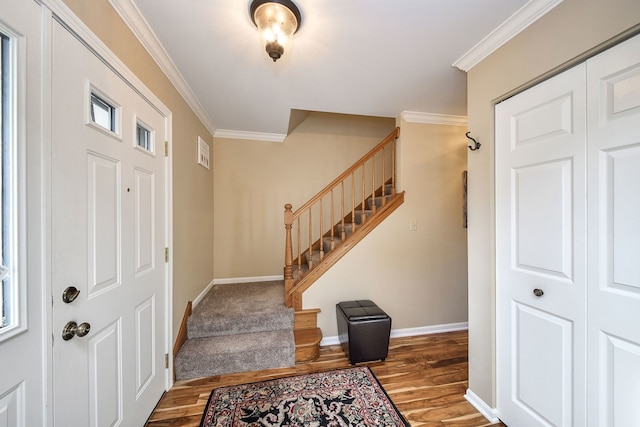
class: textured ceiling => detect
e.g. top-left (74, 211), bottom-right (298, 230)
top-left (119, 0), bottom-right (532, 138)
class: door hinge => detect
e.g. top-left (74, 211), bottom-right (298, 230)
top-left (164, 141), bottom-right (169, 157)
top-left (164, 247), bottom-right (169, 263)
top-left (164, 353), bottom-right (169, 369)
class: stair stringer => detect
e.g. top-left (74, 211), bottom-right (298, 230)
top-left (288, 191), bottom-right (405, 310)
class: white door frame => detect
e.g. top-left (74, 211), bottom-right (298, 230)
top-left (0, 1), bottom-right (46, 426)
top-left (39, 1), bottom-right (173, 424)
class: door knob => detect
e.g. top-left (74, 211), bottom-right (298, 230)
top-left (62, 321), bottom-right (91, 340)
top-left (62, 286), bottom-right (80, 303)
top-left (533, 288), bottom-right (544, 297)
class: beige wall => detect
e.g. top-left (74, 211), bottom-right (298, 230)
top-left (305, 118), bottom-right (469, 337)
top-left (466, 0), bottom-right (640, 406)
top-left (63, 0), bottom-right (215, 341)
top-left (213, 113), bottom-right (396, 279)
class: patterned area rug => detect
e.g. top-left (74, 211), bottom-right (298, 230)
top-left (199, 367), bottom-right (409, 426)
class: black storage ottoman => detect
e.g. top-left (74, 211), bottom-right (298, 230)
top-left (336, 300), bottom-right (391, 364)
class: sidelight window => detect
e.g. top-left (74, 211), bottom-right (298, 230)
top-left (0, 31), bottom-right (15, 335)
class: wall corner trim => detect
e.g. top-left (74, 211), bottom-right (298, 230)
top-left (452, 0), bottom-right (565, 72)
top-left (464, 388), bottom-right (500, 423)
top-left (400, 111), bottom-right (468, 126)
top-left (108, 0), bottom-right (217, 135)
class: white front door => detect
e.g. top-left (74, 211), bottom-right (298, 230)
top-left (495, 64), bottom-right (587, 426)
top-left (51, 20), bottom-right (168, 426)
top-left (0, 1), bottom-right (46, 426)
top-left (586, 34), bottom-right (640, 426)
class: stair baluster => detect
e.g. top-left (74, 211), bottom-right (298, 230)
top-left (360, 164), bottom-right (366, 225)
top-left (351, 172), bottom-right (356, 232)
top-left (329, 189), bottom-right (335, 251)
top-left (391, 139), bottom-right (396, 196)
top-left (319, 198), bottom-right (324, 260)
top-left (371, 155), bottom-right (377, 214)
top-left (284, 204), bottom-right (294, 308)
top-left (340, 181), bottom-right (346, 241)
top-left (381, 145), bottom-right (386, 208)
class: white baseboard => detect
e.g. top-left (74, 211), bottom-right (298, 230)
top-left (320, 321), bottom-right (469, 346)
top-left (212, 275), bottom-right (284, 285)
top-left (464, 389), bottom-right (500, 424)
top-left (192, 280), bottom-right (215, 308)
top-left (390, 322), bottom-right (468, 339)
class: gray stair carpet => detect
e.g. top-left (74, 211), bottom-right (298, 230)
top-left (175, 280), bottom-right (295, 380)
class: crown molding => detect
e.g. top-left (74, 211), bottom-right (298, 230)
top-left (109, 0), bottom-right (217, 136)
top-left (214, 129), bottom-right (287, 142)
top-left (400, 111), bottom-right (468, 127)
top-left (452, 0), bottom-right (564, 72)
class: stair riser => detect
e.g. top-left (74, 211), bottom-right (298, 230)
top-left (296, 344), bottom-right (320, 362)
top-left (354, 210), bottom-right (372, 225)
top-left (294, 309), bottom-right (319, 330)
top-left (336, 223), bottom-right (356, 236)
top-left (292, 264), bottom-right (308, 281)
top-left (323, 236), bottom-right (342, 253)
top-left (188, 313), bottom-right (293, 339)
top-left (176, 344), bottom-right (294, 380)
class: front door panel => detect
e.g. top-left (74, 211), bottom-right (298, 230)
top-left (51, 20), bottom-right (167, 427)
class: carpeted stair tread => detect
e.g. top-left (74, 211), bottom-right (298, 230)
top-left (367, 194), bottom-right (393, 209)
top-left (292, 264), bottom-right (309, 281)
top-left (175, 329), bottom-right (295, 380)
top-left (354, 209), bottom-right (373, 225)
top-left (323, 235), bottom-right (342, 252)
top-left (188, 281), bottom-right (294, 339)
top-left (336, 222), bottom-right (356, 237)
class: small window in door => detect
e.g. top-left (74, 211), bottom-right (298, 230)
top-left (136, 122), bottom-right (153, 153)
top-left (90, 92), bottom-right (116, 132)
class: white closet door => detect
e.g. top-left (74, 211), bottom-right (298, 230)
top-left (496, 64), bottom-right (587, 427)
top-left (586, 34), bottom-right (640, 427)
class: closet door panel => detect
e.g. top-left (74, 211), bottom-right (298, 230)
top-left (587, 33), bottom-right (640, 427)
top-left (496, 63), bottom-right (587, 427)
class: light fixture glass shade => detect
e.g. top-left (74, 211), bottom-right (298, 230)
top-left (250, 0), bottom-right (301, 62)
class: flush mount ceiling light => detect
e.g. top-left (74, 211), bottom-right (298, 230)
top-left (250, 0), bottom-right (302, 62)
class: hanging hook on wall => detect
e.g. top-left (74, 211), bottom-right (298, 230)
top-left (466, 132), bottom-right (481, 151)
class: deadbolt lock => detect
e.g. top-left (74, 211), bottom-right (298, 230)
top-left (62, 286), bottom-right (80, 303)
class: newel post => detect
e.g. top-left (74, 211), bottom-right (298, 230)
top-left (283, 204), bottom-right (294, 308)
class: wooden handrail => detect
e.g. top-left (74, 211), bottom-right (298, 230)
top-left (283, 127), bottom-right (400, 308)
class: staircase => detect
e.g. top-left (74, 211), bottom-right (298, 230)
top-left (174, 281), bottom-right (295, 380)
top-left (285, 127), bottom-right (404, 361)
top-left (174, 128), bottom-right (404, 379)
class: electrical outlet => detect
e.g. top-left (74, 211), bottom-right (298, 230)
top-left (410, 219), bottom-right (417, 231)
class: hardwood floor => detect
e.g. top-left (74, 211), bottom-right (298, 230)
top-left (146, 330), bottom-right (505, 426)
